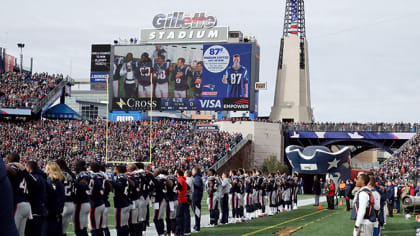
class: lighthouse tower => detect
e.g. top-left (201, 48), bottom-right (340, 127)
top-left (270, 0), bottom-right (313, 122)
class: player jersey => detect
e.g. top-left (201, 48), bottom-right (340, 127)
top-left (165, 175), bottom-right (178, 202)
top-left (62, 171), bottom-right (74, 202)
top-left (136, 61), bottom-right (153, 86)
top-left (151, 174), bottom-right (167, 202)
top-left (7, 164), bottom-right (29, 204)
top-left (102, 171), bottom-right (112, 207)
top-left (74, 171), bottom-right (92, 204)
top-left (245, 176), bottom-right (254, 194)
top-left (224, 65), bottom-right (249, 97)
top-left (121, 61), bottom-right (136, 85)
top-left (138, 170), bottom-right (151, 199)
top-left (190, 70), bottom-right (202, 95)
top-left (112, 174), bottom-right (131, 208)
top-left (153, 62), bottom-right (170, 84)
top-left (127, 172), bottom-right (141, 201)
top-left (90, 172), bottom-right (105, 207)
top-left (172, 66), bottom-right (191, 90)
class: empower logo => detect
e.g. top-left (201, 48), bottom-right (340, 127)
top-left (223, 98), bottom-right (249, 110)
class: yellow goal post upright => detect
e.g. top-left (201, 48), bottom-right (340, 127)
top-left (105, 72), bottom-right (153, 165)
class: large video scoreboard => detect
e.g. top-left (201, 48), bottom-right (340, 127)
top-left (91, 12), bottom-right (260, 112)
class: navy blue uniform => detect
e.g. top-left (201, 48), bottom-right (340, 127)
top-left (136, 61), bottom-right (153, 86)
top-left (7, 164), bottom-right (29, 206)
top-left (74, 171), bottom-right (92, 236)
top-left (90, 172), bottom-right (106, 236)
top-left (25, 168), bottom-right (48, 236)
top-left (224, 65), bottom-right (249, 97)
top-left (172, 66), bottom-right (192, 91)
top-left (46, 178), bottom-right (65, 236)
top-left (192, 172), bottom-right (203, 231)
top-left (151, 175), bottom-right (167, 235)
top-left (190, 70), bottom-right (202, 97)
top-left (0, 159), bottom-right (19, 236)
top-left (113, 174), bottom-right (131, 236)
top-left (62, 171), bottom-right (75, 236)
top-left (154, 62), bottom-right (170, 84)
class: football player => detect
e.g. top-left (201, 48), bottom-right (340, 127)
top-left (190, 61), bottom-right (203, 98)
top-left (57, 159), bottom-right (76, 236)
top-left (171, 58), bottom-right (192, 98)
top-left (136, 53), bottom-right (153, 98)
top-left (89, 163), bottom-right (106, 236)
top-left (153, 55), bottom-right (170, 98)
top-left (73, 160), bottom-right (92, 236)
top-left (120, 53), bottom-right (137, 98)
top-left (222, 54), bottom-right (249, 98)
top-left (206, 169), bottom-right (220, 226)
top-left (112, 165), bottom-right (132, 236)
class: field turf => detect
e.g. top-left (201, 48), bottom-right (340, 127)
top-left (193, 201), bottom-right (419, 236)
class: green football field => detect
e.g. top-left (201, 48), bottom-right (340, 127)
top-left (194, 201), bottom-right (419, 236)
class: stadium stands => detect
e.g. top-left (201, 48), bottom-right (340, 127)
top-left (0, 72), bottom-right (63, 108)
top-left (0, 119), bottom-right (242, 170)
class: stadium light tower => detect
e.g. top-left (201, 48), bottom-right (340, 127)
top-left (269, 0), bottom-right (313, 122)
top-left (17, 43), bottom-right (25, 73)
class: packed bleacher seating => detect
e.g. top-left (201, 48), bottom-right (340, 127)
top-left (378, 133), bottom-right (420, 182)
top-left (0, 72), bottom-right (63, 108)
top-left (0, 119), bottom-right (242, 170)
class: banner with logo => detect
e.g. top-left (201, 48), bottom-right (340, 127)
top-left (112, 97), bottom-right (161, 111)
top-left (196, 124), bottom-right (219, 132)
top-left (111, 43), bottom-right (253, 111)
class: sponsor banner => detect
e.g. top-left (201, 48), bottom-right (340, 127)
top-left (108, 112), bottom-right (142, 121)
top-left (288, 131), bottom-right (416, 140)
top-left (91, 44), bottom-right (111, 72)
top-left (196, 124), bottom-right (219, 132)
top-left (0, 108), bottom-right (31, 116)
top-left (161, 98), bottom-right (196, 110)
top-left (112, 97), bottom-right (161, 111)
top-left (196, 97), bottom-right (223, 110)
top-left (223, 98), bottom-right (249, 111)
top-left (140, 27), bottom-right (228, 44)
top-left (90, 72), bottom-right (109, 83)
top-left (300, 164), bottom-right (318, 171)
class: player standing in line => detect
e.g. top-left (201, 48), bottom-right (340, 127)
top-left (222, 54), bottom-right (249, 98)
top-left (153, 55), bottom-right (170, 98)
top-left (151, 168), bottom-right (167, 236)
top-left (126, 164), bottom-right (141, 236)
top-left (112, 165), bottom-right (132, 236)
top-left (100, 165), bottom-right (113, 236)
top-left (89, 163), bottom-right (106, 236)
top-left (136, 53), bottom-right (153, 98)
top-left (164, 170), bottom-right (178, 236)
top-left (120, 53), bottom-right (137, 98)
top-left (57, 159), bottom-right (76, 236)
top-left (135, 163), bottom-right (150, 236)
top-left (190, 61), bottom-right (203, 98)
top-left (206, 169), bottom-right (220, 226)
top-left (0, 157), bottom-right (19, 236)
top-left (73, 160), bottom-right (92, 236)
top-left (237, 169), bottom-right (246, 220)
top-left (5, 153), bottom-right (31, 236)
top-left (171, 58), bottom-right (192, 98)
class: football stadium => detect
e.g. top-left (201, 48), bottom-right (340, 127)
top-left (0, 0), bottom-right (419, 236)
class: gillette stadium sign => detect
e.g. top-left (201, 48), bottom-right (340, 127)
top-left (140, 12), bottom-right (228, 43)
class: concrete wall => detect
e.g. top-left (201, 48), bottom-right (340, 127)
top-left (217, 141), bottom-right (253, 174)
top-left (215, 121), bottom-right (283, 169)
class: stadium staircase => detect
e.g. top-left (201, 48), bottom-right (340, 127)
top-left (32, 76), bottom-right (74, 115)
top-left (208, 134), bottom-right (252, 171)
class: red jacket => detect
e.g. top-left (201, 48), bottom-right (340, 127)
top-left (177, 176), bottom-right (188, 203)
top-left (326, 182), bottom-right (335, 197)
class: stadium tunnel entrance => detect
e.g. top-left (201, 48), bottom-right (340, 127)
top-left (300, 173), bottom-right (326, 194)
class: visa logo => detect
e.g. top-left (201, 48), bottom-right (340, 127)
top-left (199, 99), bottom-right (221, 109)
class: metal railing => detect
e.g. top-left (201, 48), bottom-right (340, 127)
top-left (208, 134), bottom-right (252, 171)
top-left (32, 77), bottom-right (71, 114)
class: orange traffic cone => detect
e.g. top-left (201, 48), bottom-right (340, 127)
top-left (318, 203), bottom-right (322, 210)
top-left (340, 200), bottom-right (343, 206)
top-left (416, 215), bottom-right (420, 222)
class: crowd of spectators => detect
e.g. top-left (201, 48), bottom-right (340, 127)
top-left (0, 72), bottom-right (63, 108)
top-left (378, 134), bottom-right (420, 183)
top-left (0, 119), bottom-right (242, 171)
top-left (108, 119), bottom-right (242, 170)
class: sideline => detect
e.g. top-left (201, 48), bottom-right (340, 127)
top-left (242, 209), bottom-right (328, 236)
